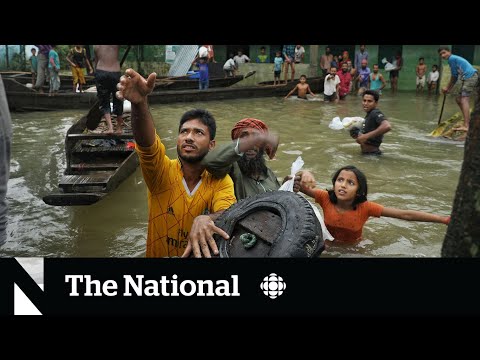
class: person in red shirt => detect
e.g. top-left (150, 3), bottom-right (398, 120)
top-left (294, 166), bottom-right (450, 244)
top-left (337, 62), bottom-right (352, 100)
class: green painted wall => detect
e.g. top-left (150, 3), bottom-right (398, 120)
top-left (231, 63), bottom-right (312, 87)
top-left (247, 45), bottom-right (311, 64)
top-left (393, 45), bottom-right (441, 91)
top-left (122, 44), bottom-right (480, 90)
top-left (214, 45), bottom-right (227, 63)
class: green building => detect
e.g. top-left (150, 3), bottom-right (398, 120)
top-left (2, 44), bottom-right (479, 91)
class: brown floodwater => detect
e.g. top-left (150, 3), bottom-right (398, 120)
top-left (0, 92), bottom-right (463, 257)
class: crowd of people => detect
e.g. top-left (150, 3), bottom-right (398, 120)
top-left (2, 45), bottom-right (475, 257)
top-left (113, 65), bottom-right (454, 258)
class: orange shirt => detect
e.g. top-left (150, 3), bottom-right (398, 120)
top-left (314, 189), bottom-right (383, 243)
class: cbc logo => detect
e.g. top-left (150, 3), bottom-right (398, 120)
top-left (260, 273), bottom-right (286, 299)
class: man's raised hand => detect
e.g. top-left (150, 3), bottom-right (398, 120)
top-left (116, 68), bottom-right (157, 104)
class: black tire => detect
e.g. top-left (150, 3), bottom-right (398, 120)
top-left (214, 191), bottom-right (325, 257)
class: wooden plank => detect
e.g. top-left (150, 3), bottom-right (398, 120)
top-left (67, 133), bottom-right (133, 140)
top-left (43, 193), bottom-right (105, 206)
top-left (71, 141), bottom-right (134, 154)
top-left (59, 173), bottom-right (113, 191)
top-left (70, 163), bottom-right (120, 171)
top-left (237, 210), bottom-right (282, 244)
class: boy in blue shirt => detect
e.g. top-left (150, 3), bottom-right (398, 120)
top-left (30, 48), bottom-right (38, 86)
top-left (274, 51), bottom-right (283, 85)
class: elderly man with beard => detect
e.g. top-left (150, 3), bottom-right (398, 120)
top-left (116, 69), bottom-right (236, 258)
top-left (202, 118), bottom-right (299, 200)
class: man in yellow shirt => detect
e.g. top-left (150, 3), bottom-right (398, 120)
top-left (116, 68), bottom-right (236, 258)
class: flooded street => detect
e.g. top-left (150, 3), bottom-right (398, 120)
top-left (1, 92), bottom-right (463, 257)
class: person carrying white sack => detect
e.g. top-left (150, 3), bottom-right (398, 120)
top-left (328, 90), bottom-right (391, 155)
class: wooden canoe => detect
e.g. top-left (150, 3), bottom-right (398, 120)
top-left (42, 114), bottom-right (139, 206)
top-left (1, 71), bottom-right (95, 91)
top-left (5, 75), bottom-right (324, 112)
top-left (154, 74), bottom-right (246, 91)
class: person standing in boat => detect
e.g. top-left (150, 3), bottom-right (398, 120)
top-left (33, 45), bottom-right (52, 93)
top-left (223, 53), bottom-right (237, 78)
top-left (192, 57), bottom-right (209, 90)
top-left (273, 51), bottom-right (283, 86)
top-left (48, 45), bottom-right (61, 97)
top-left (66, 45), bottom-right (93, 93)
top-left (30, 47), bottom-right (38, 87)
top-left (205, 45), bottom-right (216, 63)
top-left (192, 45), bottom-right (209, 64)
top-left (0, 75), bottom-right (12, 246)
top-left (282, 45), bottom-right (296, 83)
top-left (115, 68), bottom-right (236, 258)
top-left (94, 45), bottom-right (124, 134)
top-left (438, 46), bottom-right (479, 132)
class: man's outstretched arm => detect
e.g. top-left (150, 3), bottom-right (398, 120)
top-left (116, 68), bottom-right (157, 147)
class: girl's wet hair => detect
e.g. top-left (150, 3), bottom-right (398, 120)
top-left (328, 165), bottom-right (368, 209)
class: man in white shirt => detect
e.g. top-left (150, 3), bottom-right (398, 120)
top-left (233, 50), bottom-right (250, 65)
top-left (223, 53), bottom-right (237, 78)
top-left (323, 66), bottom-right (340, 103)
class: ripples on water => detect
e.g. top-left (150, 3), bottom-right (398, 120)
top-left (1, 92), bottom-right (462, 257)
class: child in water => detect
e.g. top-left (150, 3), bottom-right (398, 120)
top-left (294, 165), bottom-right (450, 244)
top-left (284, 74), bottom-right (316, 99)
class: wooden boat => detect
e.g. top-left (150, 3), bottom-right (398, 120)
top-left (5, 75), bottom-right (324, 112)
top-left (42, 113), bottom-right (139, 206)
top-left (144, 75), bottom-right (324, 104)
top-left (154, 74), bottom-right (247, 91)
top-left (3, 77), bottom-right (98, 111)
top-left (1, 70), bottom-right (95, 91)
